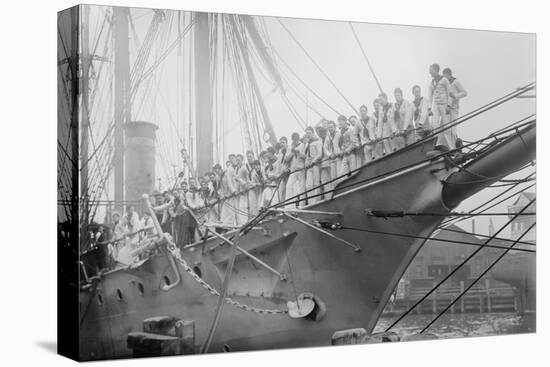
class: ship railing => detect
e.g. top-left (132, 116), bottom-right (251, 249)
top-left (80, 127), bottom-right (427, 268)
top-left (197, 127), bottom-right (427, 222)
top-left (79, 128), bottom-right (428, 273)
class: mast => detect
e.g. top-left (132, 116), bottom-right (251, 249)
top-left (194, 12), bottom-right (213, 176)
top-left (80, 5), bottom-right (90, 235)
top-left (67, 6), bottom-right (80, 245)
top-left (113, 7), bottom-right (131, 208)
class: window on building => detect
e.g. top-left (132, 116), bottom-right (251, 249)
top-left (428, 265), bottom-right (450, 278)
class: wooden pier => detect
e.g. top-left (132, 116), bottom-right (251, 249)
top-left (385, 280), bottom-right (519, 316)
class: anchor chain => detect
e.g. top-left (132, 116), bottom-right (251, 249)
top-left (165, 240), bottom-right (288, 315)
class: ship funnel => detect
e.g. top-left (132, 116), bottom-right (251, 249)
top-left (442, 123), bottom-right (535, 210)
top-left (124, 121), bottom-right (158, 203)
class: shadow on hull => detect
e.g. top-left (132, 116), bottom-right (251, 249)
top-left (80, 138), bottom-right (450, 360)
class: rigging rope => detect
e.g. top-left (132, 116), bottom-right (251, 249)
top-left (436, 226), bottom-right (535, 247)
top-left (419, 221), bottom-right (536, 333)
top-left (365, 210), bottom-right (535, 218)
top-left (440, 173), bottom-right (535, 227)
top-left (277, 18), bottom-right (360, 115)
top-left (487, 179), bottom-right (535, 188)
top-left (270, 117), bottom-right (535, 209)
top-left (271, 45), bottom-right (343, 116)
top-left (348, 22), bottom-right (384, 94)
top-left (384, 197), bottom-right (535, 332)
top-left (341, 226), bottom-right (535, 253)
top-left (133, 19), bottom-right (196, 94)
top-left (404, 83), bottom-right (535, 153)
top-left (279, 70), bottom-right (326, 119)
top-left (192, 114), bottom-right (533, 214)
top-left (273, 76), bottom-right (535, 205)
top-left (280, 93), bottom-right (307, 130)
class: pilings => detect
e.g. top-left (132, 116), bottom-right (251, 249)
top-left (388, 281), bottom-right (519, 316)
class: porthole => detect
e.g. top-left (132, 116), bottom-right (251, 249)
top-left (116, 289), bottom-right (123, 301)
top-left (163, 275), bottom-right (171, 287)
top-left (137, 283), bottom-right (144, 295)
top-left (193, 266), bottom-right (202, 278)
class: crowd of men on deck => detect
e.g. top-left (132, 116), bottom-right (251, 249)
top-left (101, 63), bottom-right (467, 264)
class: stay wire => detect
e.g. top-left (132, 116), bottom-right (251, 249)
top-left (267, 87), bottom-right (536, 210)
top-left (272, 46), bottom-right (343, 116)
top-left (436, 226), bottom-right (535, 247)
top-left (277, 18), bottom-right (359, 115)
top-left (420, 221), bottom-right (536, 333)
top-left (384, 198), bottom-right (535, 332)
top-left (341, 226), bottom-right (535, 253)
top-left (348, 22), bottom-right (384, 94)
top-left (270, 118), bottom-right (534, 209)
top-left (404, 83), bottom-right (535, 153)
top-left (440, 173), bottom-right (535, 227)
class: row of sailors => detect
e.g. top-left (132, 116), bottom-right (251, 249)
top-left (109, 64), bottom-right (467, 253)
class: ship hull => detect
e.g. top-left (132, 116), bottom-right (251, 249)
top-left (79, 139), bottom-right (453, 360)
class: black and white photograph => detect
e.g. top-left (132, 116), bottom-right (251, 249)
top-left (54, 3), bottom-right (540, 362)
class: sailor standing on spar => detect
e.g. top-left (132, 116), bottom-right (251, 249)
top-left (372, 98), bottom-right (384, 158)
top-left (377, 93), bottom-right (397, 154)
top-left (263, 148), bottom-right (280, 205)
top-left (249, 159), bottom-right (264, 216)
top-left (276, 136), bottom-right (290, 202)
top-left (304, 126), bottom-right (323, 204)
top-left (108, 212), bottom-right (125, 261)
top-left (391, 88), bottom-right (415, 148)
top-left (427, 63), bottom-right (453, 150)
top-left (323, 120), bottom-right (341, 195)
top-left (443, 67), bottom-right (468, 146)
top-left (359, 105), bottom-right (374, 163)
top-left (348, 115), bottom-right (363, 167)
top-left (214, 163), bottom-right (235, 226)
top-left (184, 178), bottom-right (202, 243)
top-left (234, 154), bottom-right (250, 224)
top-left (316, 121), bottom-right (331, 200)
top-left (412, 84), bottom-right (430, 131)
top-left (245, 150), bottom-right (261, 219)
top-left (285, 132), bottom-right (306, 207)
top-left (338, 116), bottom-right (359, 176)
top-left (225, 154), bottom-right (238, 224)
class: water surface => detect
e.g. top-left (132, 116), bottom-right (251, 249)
top-left (373, 313), bottom-right (535, 339)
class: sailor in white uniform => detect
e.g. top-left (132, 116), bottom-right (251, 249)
top-left (322, 120), bottom-right (341, 194)
top-left (285, 132), bottom-right (306, 207)
top-left (304, 126), bottom-right (323, 204)
top-left (427, 63), bottom-right (454, 150)
top-left (443, 67), bottom-right (468, 146)
top-left (391, 88), bottom-right (415, 147)
top-left (412, 85), bottom-right (430, 130)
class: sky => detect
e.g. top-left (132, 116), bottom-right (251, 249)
top-left (80, 6), bottom-right (536, 236)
